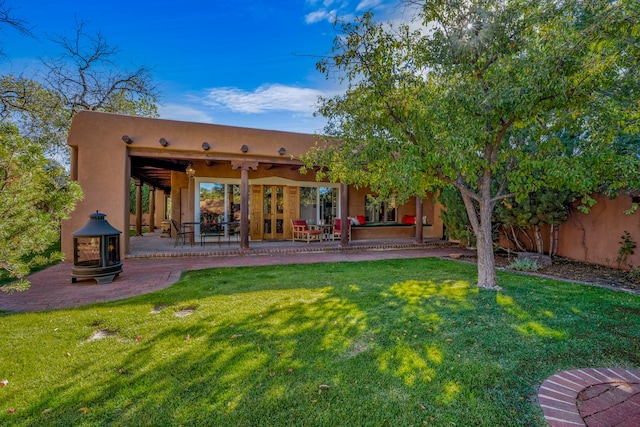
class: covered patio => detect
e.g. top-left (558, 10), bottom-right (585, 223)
top-left (62, 111), bottom-right (445, 262)
top-left (127, 229), bottom-right (449, 258)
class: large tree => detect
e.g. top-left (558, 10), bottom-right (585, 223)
top-left (0, 6), bottom-right (158, 290)
top-left (305, 0), bottom-right (639, 289)
top-left (0, 123), bottom-right (82, 292)
top-left (1, 19), bottom-right (159, 153)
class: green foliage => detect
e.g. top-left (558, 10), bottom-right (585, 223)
top-left (508, 258), bottom-right (540, 272)
top-left (627, 266), bottom-right (640, 282)
top-left (616, 231), bottom-right (637, 270)
top-left (129, 179), bottom-right (150, 214)
top-left (0, 75), bottom-right (68, 153)
top-left (496, 188), bottom-right (575, 253)
top-left (2, 259), bottom-right (640, 425)
top-left (0, 124), bottom-right (82, 292)
top-left (438, 186), bottom-right (476, 246)
top-left (306, 0), bottom-right (640, 288)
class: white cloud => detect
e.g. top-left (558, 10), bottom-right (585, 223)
top-left (202, 84), bottom-right (324, 115)
top-left (158, 103), bottom-right (215, 124)
top-left (305, 9), bottom-right (338, 24)
top-left (356, 0), bottom-right (383, 12)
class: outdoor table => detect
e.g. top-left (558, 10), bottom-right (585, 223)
top-left (200, 221), bottom-right (240, 246)
top-left (317, 224), bottom-right (333, 241)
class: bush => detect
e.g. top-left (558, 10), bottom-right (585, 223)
top-left (507, 258), bottom-right (540, 272)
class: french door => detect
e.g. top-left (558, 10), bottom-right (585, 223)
top-left (249, 185), bottom-right (299, 240)
top-left (263, 186), bottom-right (284, 240)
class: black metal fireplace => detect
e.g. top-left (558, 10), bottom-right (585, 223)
top-left (72, 211), bottom-right (123, 284)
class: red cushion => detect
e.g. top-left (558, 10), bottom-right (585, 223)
top-left (334, 219), bottom-right (341, 231)
top-left (292, 219), bottom-right (308, 230)
top-left (356, 215), bottom-right (366, 225)
top-left (403, 215), bottom-right (416, 225)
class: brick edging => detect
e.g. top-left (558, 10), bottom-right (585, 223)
top-left (126, 241), bottom-right (452, 259)
top-left (538, 368), bottom-right (640, 426)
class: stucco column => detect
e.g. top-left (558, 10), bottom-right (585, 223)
top-left (135, 179), bottom-right (143, 236)
top-left (232, 161), bottom-right (259, 250)
top-left (149, 186), bottom-right (156, 232)
top-left (415, 196), bottom-right (423, 244)
top-left (156, 189), bottom-right (166, 223)
top-left (340, 183), bottom-right (349, 247)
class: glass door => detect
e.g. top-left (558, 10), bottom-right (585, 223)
top-left (263, 186), bottom-right (285, 240)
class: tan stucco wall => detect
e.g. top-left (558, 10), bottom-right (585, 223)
top-left (62, 110), bottom-right (322, 260)
top-left (62, 113), bottom-right (130, 259)
top-left (557, 193), bottom-right (640, 269)
top-left (62, 110), bottom-right (448, 260)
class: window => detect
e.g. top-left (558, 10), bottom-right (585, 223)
top-left (300, 187), bottom-right (317, 224)
top-left (300, 186), bottom-right (339, 225)
top-left (199, 183), bottom-right (241, 222)
top-left (319, 187), bottom-right (337, 225)
top-left (365, 195), bottom-right (396, 223)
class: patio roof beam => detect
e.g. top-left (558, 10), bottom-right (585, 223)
top-left (132, 170), bottom-right (171, 193)
top-left (130, 156), bottom-right (189, 172)
top-left (127, 149), bottom-right (304, 166)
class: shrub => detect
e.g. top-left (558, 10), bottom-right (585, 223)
top-left (508, 258), bottom-right (540, 272)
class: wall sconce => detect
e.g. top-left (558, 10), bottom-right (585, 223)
top-left (122, 135), bottom-right (133, 144)
top-left (278, 147), bottom-right (286, 155)
top-left (202, 142), bottom-right (210, 151)
top-left (185, 163), bottom-right (196, 179)
top-left (241, 144), bottom-right (249, 153)
top-left (159, 137), bottom-right (169, 147)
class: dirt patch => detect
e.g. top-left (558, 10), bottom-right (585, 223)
top-left (150, 305), bottom-right (168, 314)
top-left (174, 306), bottom-right (197, 318)
top-left (461, 252), bottom-right (639, 292)
top-left (84, 328), bottom-right (117, 343)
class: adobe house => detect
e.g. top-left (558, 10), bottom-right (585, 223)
top-left (61, 111), bottom-right (444, 259)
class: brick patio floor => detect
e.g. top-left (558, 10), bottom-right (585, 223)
top-left (0, 234), bottom-right (460, 312)
top-left (539, 368), bottom-right (640, 426)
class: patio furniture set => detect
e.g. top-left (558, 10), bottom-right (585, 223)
top-left (171, 219), bottom-right (240, 247)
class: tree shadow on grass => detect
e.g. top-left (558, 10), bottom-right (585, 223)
top-left (4, 259), bottom-right (640, 426)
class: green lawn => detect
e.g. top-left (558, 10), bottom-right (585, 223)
top-left (1, 258), bottom-right (639, 426)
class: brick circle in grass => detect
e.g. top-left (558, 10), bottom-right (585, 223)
top-left (538, 368), bottom-right (640, 426)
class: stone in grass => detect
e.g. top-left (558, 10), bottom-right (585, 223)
top-left (449, 253), bottom-right (465, 260)
top-left (517, 252), bottom-right (552, 267)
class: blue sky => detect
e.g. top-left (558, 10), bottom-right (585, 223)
top-left (1, 0), bottom-right (411, 134)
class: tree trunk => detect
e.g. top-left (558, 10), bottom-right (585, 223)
top-left (509, 225), bottom-right (526, 252)
top-left (517, 225), bottom-right (535, 252)
top-left (460, 191), bottom-right (499, 290)
top-left (533, 225), bottom-right (544, 254)
top-left (551, 225), bottom-right (559, 256)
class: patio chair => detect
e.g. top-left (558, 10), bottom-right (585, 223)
top-left (200, 221), bottom-right (223, 246)
top-left (171, 219), bottom-right (194, 247)
top-left (291, 219), bottom-right (322, 243)
top-left (333, 218), bottom-right (351, 241)
top-left (226, 222), bottom-right (240, 244)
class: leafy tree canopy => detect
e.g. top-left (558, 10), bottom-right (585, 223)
top-left (304, 0), bottom-right (640, 288)
top-left (1, 17), bottom-right (159, 154)
top-left (0, 123), bottom-right (82, 292)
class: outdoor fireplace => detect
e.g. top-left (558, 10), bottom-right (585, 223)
top-left (72, 211), bottom-right (123, 284)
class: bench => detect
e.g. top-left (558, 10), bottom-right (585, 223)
top-left (350, 222), bottom-right (431, 239)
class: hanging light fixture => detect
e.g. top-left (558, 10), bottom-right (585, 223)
top-left (186, 162), bottom-right (196, 179)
